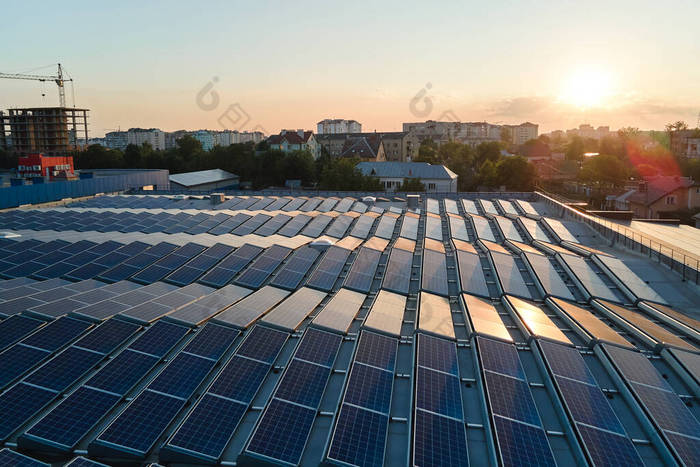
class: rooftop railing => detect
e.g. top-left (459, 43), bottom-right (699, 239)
top-left (535, 190), bottom-right (700, 285)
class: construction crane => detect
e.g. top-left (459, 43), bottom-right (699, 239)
top-left (0, 63), bottom-right (73, 108)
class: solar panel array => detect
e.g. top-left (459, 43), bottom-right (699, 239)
top-left (0, 192), bottom-right (697, 467)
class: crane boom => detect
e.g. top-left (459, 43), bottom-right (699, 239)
top-left (0, 63), bottom-right (73, 107)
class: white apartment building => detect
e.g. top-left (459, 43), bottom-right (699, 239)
top-left (566, 124), bottom-right (610, 140)
top-left (505, 122), bottom-right (539, 145)
top-left (127, 128), bottom-right (166, 150)
top-left (317, 119), bottom-right (362, 134)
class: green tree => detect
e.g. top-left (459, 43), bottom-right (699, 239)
top-left (496, 156), bottom-right (536, 190)
top-left (475, 141), bottom-right (502, 166)
top-left (579, 154), bottom-right (628, 187)
top-left (565, 136), bottom-right (585, 162)
top-left (478, 159), bottom-right (498, 187)
top-left (397, 178), bottom-right (425, 192)
top-left (415, 139), bottom-right (438, 164)
top-left (124, 144), bottom-right (141, 167)
top-left (665, 121), bottom-right (689, 133)
top-left (283, 150), bottom-right (316, 186)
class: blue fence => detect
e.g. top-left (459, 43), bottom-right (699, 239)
top-left (0, 170), bottom-right (169, 209)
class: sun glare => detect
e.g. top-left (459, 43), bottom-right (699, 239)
top-left (561, 69), bottom-right (613, 109)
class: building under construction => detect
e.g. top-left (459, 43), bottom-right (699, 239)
top-left (0, 107), bottom-right (89, 156)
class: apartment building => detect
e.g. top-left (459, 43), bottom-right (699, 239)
top-left (317, 119), bottom-right (361, 134)
top-left (267, 129), bottom-right (321, 158)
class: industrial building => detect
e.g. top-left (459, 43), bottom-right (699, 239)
top-left (0, 191), bottom-right (697, 467)
top-left (169, 169), bottom-right (240, 191)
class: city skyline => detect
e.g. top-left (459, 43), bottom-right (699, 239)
top-left (2, 1), bottom-right (699, 136)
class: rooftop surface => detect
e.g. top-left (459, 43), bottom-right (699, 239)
top-left (357, 161), bottom-right (458, 180)
top-left (0, 192), bottom-right (698, 467)
top-left (169, 169), bottom-right (239, 187)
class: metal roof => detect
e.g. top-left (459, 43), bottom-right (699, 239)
top-left (169, 169), bottom-right (239, 187)
top-left (356, 161), bottom-right (458, 179)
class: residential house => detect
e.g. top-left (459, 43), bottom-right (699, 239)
top-left (339, 135), bottom-right (385, 161)
top-left (267, 129), bottom-right (321, 159)
top-left (356, 161), bottom-right (458, 192)
top-left (617, 176), bottom-right (700, 218)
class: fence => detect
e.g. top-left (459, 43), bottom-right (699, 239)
top-left (536, 191), bottom-right (700, 286)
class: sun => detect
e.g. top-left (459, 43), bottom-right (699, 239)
top-left (560, 68), bottom-right (613, 109)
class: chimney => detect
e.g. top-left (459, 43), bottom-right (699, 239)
top-left (297, 129), bottom-right (305, 138)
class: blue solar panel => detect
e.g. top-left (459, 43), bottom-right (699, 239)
top-left (0, 448), bottom-right (49, 466)
top-left (418, 333), bottom-right (459, 376)
top-left (235, 326), bottom-right (288, 364)
top-left (95, 390), bottom-right (186, 455)
top-left (306, 246), bottom-right (350, 291)
top-left (235, 245), bottom-right (291, 289)
top-left (25, 346), bottom-right (103, 392)
top-left (208, 356), bottom-right (270, 402)
top-left (198, 244), bottom-right (263, 287)
top-left (0, 315), bottom-right (44, 352)
top-left (344, 363), bottom-right (394, 413)
top-left (22, 316), bottom-right (92, 352)
top-left (631, 382), bottom-right (700, 434)
top-left (24, 386), bottom-right (120, 448)
top-left (539, 340), bottom-right (597, 386)
top-left (556, 377), bottom-right (625, 434)
top-left (275, 359), bottom-right (332, 408)
top-left (354, 331), bottom-right (398, 372)
top-left (128, 321), bottom-right (189, 357)
top-left (294, 328), bottom-right (342, 367)
top-left (416, 367), bottom-right (464, 420)
top-left (665, 431), bottom-right (700, 467)
top-left (477, 337), bottom-right (526, 380)
top-left (413, 409), bottom-right (469, 467)
top-left (344, 247), bottom-right (381, 293)
top-left (74, 319), bottom-right (140, 354)
top-left (328, 403), bottom-right (388, 467)
top-left (485, 372), bottom-right (542, 426)
top-left (166, 394), bottom-right (247, 460)
top-left (64, 456), bottom-right (110, 467)
top-left (269, 246), bottom-right (320, 290)
top-left (604, 345), bottom-right (672, 390)
top-left (182, 323), bottom-right (239, 360)
top-left (0, 344), bottom-right (49, 388)
top-left (149, 353), bottom-right (215, 399)
top-left (576, 424), bottom-right (643, 467)
top-left (493, 415), bottom-right (556, 467)
top-left (0, 383), bottom-right (56, 441)
top-left (86, 349), bottom-right (159, 395)
top-left (382, 248), bottom-right (413, 295)
top-left (246, 398), bottom-right (316, 465)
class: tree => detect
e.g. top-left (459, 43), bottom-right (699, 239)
top-left (318, 158), bottom-right (383, 191)
top-left (475, 141), bottom-right (501, 165)
top-left (579, 154), bottom-right (628, 187)
top-left (565, 136), bottom-right (585, 162)
top-left (496, 156), bottom-right (536, 191)
top-left (415, 139), bottom-right (438, 164)
top-left (519, 138), bottom-right (550, 159)
top-left (477, 159), bottom-right (498, 187)
top-left (665, 121), bottom-right (689, 133)
top-left (124, 144), bottom-right (141, 167)
top-left (397, 178), bottom-right (425, 192)
top-left (283, 150), bottom-right (316, 186)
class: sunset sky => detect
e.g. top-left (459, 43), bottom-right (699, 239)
top-left (3, 0), bottom-right (699, 136)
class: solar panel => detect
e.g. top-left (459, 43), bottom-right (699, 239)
top-left (245, 398), bottom-right (316, 465)
top-left (0, 344), bottom-right (50, 389)
top-left (235, 325), bottom-right (288, 363)
top-left (22, 316), bottom-right (92, 352)
top-left (325, 215), bottom-right (354, 238)
top-left (182, 323), bottom-right (239, 360)
top-left (25, 346), bottom-right (104, 392)
top-left (149, 353), bottom-right (215, 399)
top-left (382, 247), bottom-right (413, 295)
top-left (355, 331), bottom-right (398, 371)
top-left (64, 456), bottom-right (110, 467)
top-left (0, 315), bottom-right (44, 351)
top-left (455, 249), bottom-right (490, 297)
top-left (254, 213), bottom-right (292, 236)
top-left (555, 377), bottom-right (625, 434)
top-left (199, 244), bottom-right (263, 288)
top-left (0, 383), bottom-right (56, 441)
top-left (476, 336), bottom-right (525, 380)
top-left (328, 403), bottom-right (388, 466)
top-left (418, 333), bottom-right (459, 376)
top-left (275, 359), bottom-right (332, 407)
top-left (306, 246), bottom-right (351, 291)
top-left (344, 247), bottom-right (381, 293)
top-left (0, 448), bottom-right (49, 466)
top-left (312, 287), bottom-right (366, 334)
top-left (603, 344), bottom-right (671, 390)
top-left (422, 249), bottom-right (448, 296)
top-left (413, 409), bottom-right (469, 467)
top-left (350, 214), bottom-right (376, 239)
top-left (23, 387), bottom-right (120, 449)
top-left (74, 318), bottom-right (140, 354)
top-left (538, 340), bottom-right (597, 385)
top-left (576, 424), bottom-right (647, 467)
top-left (94, 389), bottom-right (186, 455)
top-left (128, 321), bottom-right (189, 357)
top-left (270, 246), bottom-right (320, 290)
top-left (492, 415), bottom-right (556, 467)
top-left (524, 252), bottom-right (574, 301)
top-left (375, 215), bottom-right (398, 239)
top-left (86, 349), bottom-right (160, 395)
top-left (344, 362), bottom-right (394, 413)
top-left (277, 213), bottom-right (312, 237)
top-left (300, 214), bottom-right (333, 237)
top-left (236, 245), bottom-right (292, 289)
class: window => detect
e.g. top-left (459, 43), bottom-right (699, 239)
top-left (428, 183), bottom-right (436, 190)
top-left (665, 195), bottom-right (676, 205)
